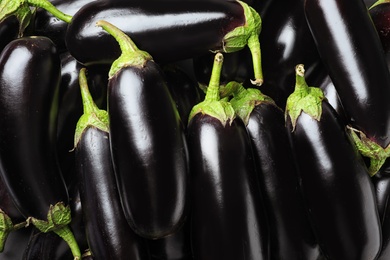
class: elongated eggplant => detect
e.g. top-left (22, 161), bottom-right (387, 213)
top-left (285, 64), bottom-right (382, 260)
top-left (304, 0), bottom-right (390, 175)
top-left (219, 81), bottom-right (322, 259)
top-left (56, 52), bottom-right (108, 187)
top-left (74, 68), bottom-right (150, 259)
top-left (96, 20), bottom-right (189, 239)
top-left (0, 16), bottom-right (19, 53)
top-left (0, 36), bottom-right (80, 258)
top-left (187, 53), bottom-right (269, 259)
top-left (66, 0), bottom-right (264, 85)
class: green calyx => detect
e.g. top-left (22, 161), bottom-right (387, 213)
top-left (220, 81), bottom-right (275, 125)
top-left (222, 0), bottom-right (263, 86)
top-left (188, 52), bottom-right (235, 126)
top-left (74, 67), bottom-right (109, 148)
top-left (0, 0), bottom-right (71, 35)
top-left (370, 0), bottom-right (390, 10)
top-left (347, 126), bottom-right (390, 176)
top-left (96, 20), bottom-right (153, 79)
top-left (27, 202), bottom-right (81, 260)
top-left (285, 64), bottom-right (325, 131)
top-left (0, 209), bottom-right (27, 252)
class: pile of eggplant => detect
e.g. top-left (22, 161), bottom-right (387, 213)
top-left (1, 0), bottom-right (390, 259)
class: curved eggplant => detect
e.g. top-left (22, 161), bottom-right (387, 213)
top-left (0, 36), bottom-right (80, 258)
top-left (65, 0), bottom-right (264, 85)
top-left (304, 0), bottom-right (390, 175)
top-left (285, 64), bottom-right (382, 260)
top-left (97, 20), bottom-right (190, 239)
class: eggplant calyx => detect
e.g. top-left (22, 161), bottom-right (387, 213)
top-left (27, 202), bottom-right (81, 260)
top-left (222, 81), bottom-right (275, 125)
top-left (74, 68), bottom-right (109, 148)
top-left (222, 1), bottom-right (263, 86)
top-left (96, 20), bottom-right (153, 79)
top-left (0, 0), bottom-right (32, 36)
top-left (347, 126), bottom-right (390, 176)
top-left (0, 209), bottom-right (28, 252)
top-left (285, 64), bottom-right (325, 131)
top-left (370, 0), bottom-right (390, 10)
top-left (189, 53), bottom-right (235, 126)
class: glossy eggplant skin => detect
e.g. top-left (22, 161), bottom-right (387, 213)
top-left (257, 0), bottom-right (321, 108)
top-left (369, 3), bottom-right (390, 53)
top-left (304, 0), bottom-right (390, 148)
top-left (108, 60), bottom-right (189, 239)
top-left (34, 0), bottom-right (97, 53)
top-left (65, 0), bottom-right (245, 66)
top-left (0, 16), bottom-right (19, 53)
top-left (186, 113), bottom-right (269, 260)
top-left (56, 52), bottom-right (108, 186)
top-left (286, 101), bottom-right (382, 260)
top-left (76, 127), bottom-right (149, 260)
top-left (0, 36), bottom-right (68, 220)
top-left (247, 102), bottom-right (321, 260)
top-left (0, 175), bottom-right (24, 223)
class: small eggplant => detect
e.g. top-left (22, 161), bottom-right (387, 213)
top-left (285, 64), bottom-right (382, 260)
top-left (187, 53), bottom-right (269, 259)
top-left (304, 0), bottom-right (390, 175)
top-left (66, 0), bottom-right (264, 85)
top-left (219, 81), bottom-right (322, 259)
top-left (0, 36), bottom-right (80, 259)
top-left (97, 20), bottom-right (189, 239)
top-left (74, 68), bottom-right (150, 259)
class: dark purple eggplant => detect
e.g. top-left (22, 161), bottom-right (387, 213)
top-left (0, 36), bottom-right (80, 258)
top-left (304, 0), bottom-right (390, 175)
top-left (219, 81), bottom-right (322, 259)
top-left (74, 67), bottom-right (150, 259)
top-left (1, 226), bottom-right (32, 260)
top-left (369, 1), bottom-right (390, 53)
top-left (285, 64), bottom-right (382, 260)
top-left (56, 52), bottom-right (108, 187)
top-left (186, 52), bottom-right (269, 259)
top-left (96, 20), bottom-right (189, 239)
top-left (0, 15), bottom-right (19, 53)
top-left (66, 0), bottom-right (264, 85)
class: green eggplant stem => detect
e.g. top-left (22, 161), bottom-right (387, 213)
top-left (27, 0), bottom-right (72, 22)
top-left (204, 52), bottom-right (224, 102)
top-left (53, 225), bottom-right (81, 260)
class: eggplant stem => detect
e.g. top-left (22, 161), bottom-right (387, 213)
top-left (27, 0), bottom-right (72, 23)
top-left (248, 34), bottom-right (263, 86)
top-left (79, 68), bottom-right (99, 115)
top-left (53, 225), bottom-right (81, 260)
top-left (205, 53), bottom-right (224, 102)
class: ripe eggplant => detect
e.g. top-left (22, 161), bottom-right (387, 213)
top-left (56, 52), bottom-right (108, 187)
top-left (97, 20), bottom-right (189, 239)
top-left (66, 0), bottom-right (264, 85)
top-left (369, 1), bottom-right (390, 53)
top-left (0, 36), bottom-right (80, 259)
top-left (219, 81), bottom-right (322, 259)
top-left (74, 68), bottom-right (149, 259)
top-left (304, 0), bottom-right (390, 175)
top-left (187, 53), bottom-right (269, 259)
top-left (0, 16), bottom-right (19, 53)
top-left (285, 64), bottom-right (382, 260)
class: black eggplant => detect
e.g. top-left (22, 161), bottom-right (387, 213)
top-left (219, 81), bottom-right (322, 259)
top-left (187, 52), bottom-right (269, 259)
top-left (369, 1), bottom-right (390, 53)
top-left (285, 64), bottom-right (382, 260)
top-left (56, 52), bottom-right (108, 187)
top-left (304, 0), bottom-right (390, 175)
top-left (66, 0), bottom-right (264, 85)
top-left (74, 68), bottom-right (149, 259)
top-left (0, 15), bottom-right (19, 53)
top-left (0, 36), bottom-right (80, 258)
top-left (97, 20), bottom-right (189, 239)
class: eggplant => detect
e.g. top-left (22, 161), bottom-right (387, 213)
top-left (96, 20), bottom-right (190, 239)
top-left (187, 52), bottom-right (269, 259)
top-left (1, 226), bottom-right (32, 260)
top-left (285, 64), bottom-right (382, 260)
top-left (369, 1), bottom-right (390, 53)
top-left (0, 15), bottom-right (20, 53)
top-left (0, 36), bottom-right (80, 258)
top-left (304, 0), bottom-right (390, 175)
top-left (66, 0), bottom-right (264, 85)
top-left (74, 68), bottom-right (150, 259)
top-left (219, 81), bottom-right (322, 259)
top-left (56, 52), bottom-right (108, 187)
